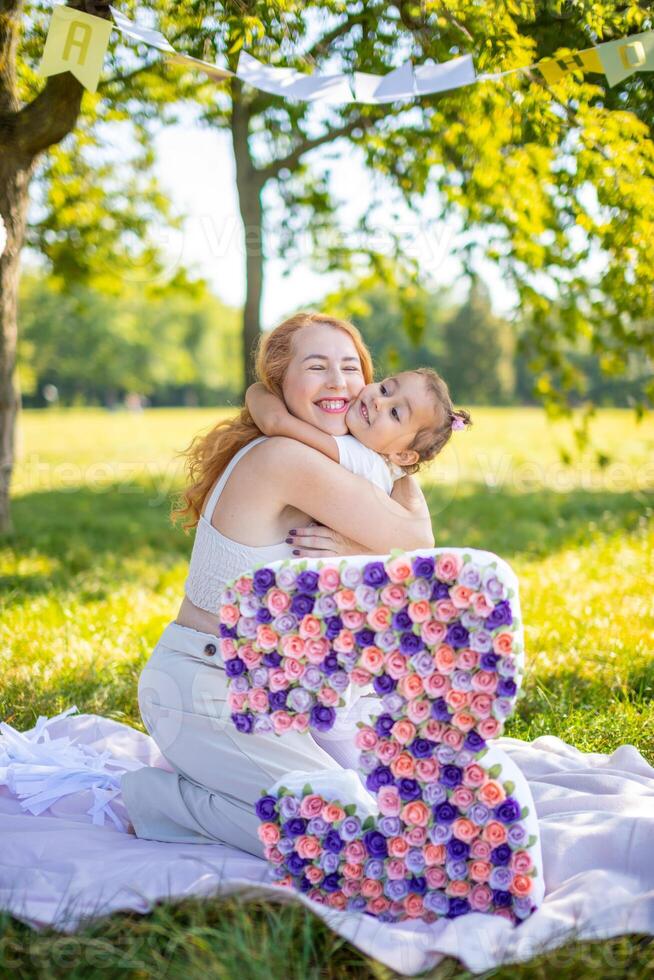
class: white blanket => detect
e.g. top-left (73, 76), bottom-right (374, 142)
top-left (1, 709), bottom-right (653, 975)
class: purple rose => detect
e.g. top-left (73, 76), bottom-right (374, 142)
top-left (340, 816), bottom-right (362, 840)
top-left (446, 838), bottom-right (470, 861)
top-left (469, 802), bottom-right (490, 825)
top-left (290, 593), bottom-right (315, 617)
top-left (321, 653), bottom-right (340, 675)
top-left (445, 623), bottom-right (469, 648)
top-left (464, 730), bottom-right (486, 753)
top-left (300, 665), bottom-right (323, 691)
top-left (497, 656), bottom-right (517, 677)
top-left (273, 613), bottom-right (297, 634)
top-left (355, 585), bottom-right (378, 610)
top-left (320, 851), bottom-right (340, 874)
top-left (364, 857), bottom-right (384, 878)
top-left (406, 848), bottom-right (426, 873)
top-left (282, 816), bottom-right (307, 837)
top-left (374, 713), bottom-right (394, 737)
top-left (408, 578), bottom-right (431, 600)
top-left (255, 607), bottom-right (273, 624)
top-left (431, 581), bottom-right (450, 601)
top-left (278, 795), bottom-right (300, 819)
top-left (309, 704), bottom-right (335, 731)
top-left (483, 570), bottom-right (506, 600)
top-left (219, 624), bottom-right (236, 639)
top-left (296, 570), bottom-right (319, 593)
top-left (491, 843), bottom-right (512, 866)
top-left (373, 673), bottom-right (396, 696)
top-left (307, 816), bottom-right (329, 836)
top-left (262, 650), bottom-right (282, 668)
top-left (286, 853), bottom-right (308, 875)
top-left (315, 594), bottom-right (337, 617)
top-left (424, 891), bottom-right (449, 915)
top-left (470, 631), bottom-right (493, 656)
top-left (322, 872), bottom-right (341, 892)
top-left (240, 594), bottom-right (261, 617)
top-left (250, 666), bottom-right (269, 687)
top-left (489, 867), bottom-right (513, 891)
top-left (446, 897), bottom-right (471, 918)
top-left (276, 566), bottom-right (297, 590)
top-left (439, 765), bottom-right (463, 789)
top-left (458, 564), bottom-right (482, 589)
top-left (486, 599), bottom-right (513, 630)
top-left (363, 830), bottom-right (388, 857)
top-left (413, 651), bottom-right (436, 676)
top-left (327, 670), bottom-right (350, 693)
top-left (507, 823), bottom-right (527, 846)
top-left (231, 712), bottom-right (253, 733)
top-left (277, 837), bottom-right (294, 855)
top-left (255, 794), bottom-right (277, 820)
top-left (433, 801), bottom-right (457, 824)
top-left (412, 555), bottom-right (435, 579)
top-left (347, 896), bottom-right (368, 912)
top-left (495, 797), bottom-right (521, 824)
top-left (269, 690), bottom-right (288, 711)
top-left (450, 669), bottom-right (472, 692)
top-left (253, 715), bottom-right (273, 735)
top-left (323, 830), bottom-right (344, 853)
top-left (382, 692), bottom-right (404, 714)
top-left (253, 568), bottom-right (276, 595)
top-left (435, 744), bottom-right (456, 764)
top-left (498, 677), bottom-right (517, 698)
top-left (378, 815), bottom-right (401, 837)
top-left (365, 765), bottom-right (393, 792)
top-left (397, 777), bottom-right (421, 801)
top-left (431, 698), bottom-right (453, 722)
top-left (445, 859), bottom-right (468, 881)
top-left (479, 651), bottom-right (500, 670)
top-left (392, 610), bottom-right (412, 631)
top-left (408, 875), bottom-right (427, 895)
top-left (422, 783), bottom-right (446, 806)
top-left (374, 629), bottom-right (397, 652)
top-left (325, 615), bottom-right (343, 639)
top-left (355, 628), bottom-right (375, 648)
top-left (429, 823), bottom-right (453, 844)
top-left (385, 878), bottom-right (408, 900)
top-left (341, 564), bottom-right (362, 588)
top-left (400, 632), bottom-right (424, 655)
top-left (236, 617), bottom-right (257, 639)
top-left (408, 737), bottom-right (433, 759)
top-left (287, 688), bottom-right (312, 712)
top-left (363, 562), bottom-right (389, 588)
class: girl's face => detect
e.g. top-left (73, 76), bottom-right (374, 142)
top-left (346, 372), bottom-right (437, 461)
top-left (282, 324), bottom-right (366, 435)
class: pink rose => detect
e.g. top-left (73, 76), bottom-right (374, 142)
top-left (405, 825), bottom-right (427, 846)
top-left (296, 835), bottom-right (321, 859)
top-left (350, 667), bottom-right (372, 686)
top-left (241, 645), bottom-right (262, 668)
top-left (425, 866), bottom-right (447, 889)
top-left (366, 606), bottom-right (391, 631)
top-left (306, 865), bottom-right (324, 884)
top-left (415, 757), bottom-right (439, 782)
top-left (367, 896), bottom-right (390, 915)
top-left (378, 785), bottom-right (401, 816)
top-left (434, 644), bottom-right (456, 673)
top-left (360, 646), bottom-right (384, 673)
top-left (470, 693), bottom-right (493, 719)
top-left (343, 862), bottom-right (364, 880)
top-left (456, 647), bottom-right (479, 670)
top-left (334, 588), bottom-right (357, 611)
top-left (265, 845), bottom-right (284, 864)
top-left (266, 589), bottom-right (290, 615)
top-left (471, 670), bottom-right (498, 694)
top-left (283, 658), bottom-right (304, 680)
top-left (469, 861), bottom-right (492, 883)
top-left (407, 699), bottom-right (430, 724)
top-left (478, 717), bottom-right (501, 739)
top-left (355, 726), bottom-right (379, 750)
top-left (451, 818), bottom-right (479, 843)
top-left (450, 584), bottom-right (474, 609)
top-left (391, 753), bottom-right (415, 778)
top-left (342, 610), bottom-right (365, 630)
top-left (435, 552), bottom-right (463, 581)
top-left (386, 858), bottom-right (407, 879)
top-left (268, 669), bottom-right (289, 691)
top-left (381, 584), bottom-right (407, 608)
top-left (444, 689), bottom-right (469, 711)
top-left (219, 604), bottom-right (239, 627)
top-left (376, 739), bottom-right (400, 764)
top-left (434, 599), bottom-right (457, 623)
top-left (271, 710), bottom-right (293, 733)
top-left (220, 638), bottom-right (237, 659)
top-left (292, 713), bottom-right (309, 732)
top-left (322, 802), bottom-right (345, 822)
top-left (391, 720), bottom-right (416, 744)
top-left (256, 625), bottom-right (279, 651)
top-left (318, 566), bottom-right (340, 592)
top-left (510, 850), bottom-right (534, 874)
top-left (281, 634), bottom-right (306, 659)
top-left (345, 840), bottom-right (366, 862)
top-left (299, 615), bottom-right (322, 639)
top-left (300, 794), bottom-right (325, 818)
top-left (451, 787), bottom-right (475, 809)
top-left (451, 710), bottom-right (477, 732)
top-left (470, 839), bottom-right (491, 860)
top-left (404, 894), bottom-right (425, 918)
top-left (234, 576), bottom-right (253, 595)
top-left (305, 638), bottom-right (329, 664)
top-left (318, 686), bottom-right (339, 706)
top-left (442, 727), bottom-right (465, 750)
top-left (385, 651), bottom-right (409, 679)
top-left (361, 879), bottom-right (383, 900)
top-left (421, 620), bottom-right (447, 645)
top-left (333, 629), bottom-right (354, 653)
top-left (463, 764), bottom-right (487, 788)
top-left (386, 556), bottom-right (412, 582)
top-left (473, 593), bottom-right (494, 617)
top-left (228, 692), bottom-right (247, 711)
top-left (492, 632), bottom-right (514, 656)
top-left (423, 672), bottom-right (448, 696)
top-left (469, 883), bottom-right (493, 911)
top-left (398, 674), bottom-right (424, 700)
top-left (408, 600), bottom-right (431, 623)
top-left (342, 879), bottom-right (361, 896)
top-left (421, 719), bottom-right (446, 742)
top-left (248, 688), bottom-right (269, 713)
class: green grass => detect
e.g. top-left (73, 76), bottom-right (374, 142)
top-left (1, 406), bottom-right (653, 978)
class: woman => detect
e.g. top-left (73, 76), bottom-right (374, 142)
top-left (121, 311), bottom-right (435, 858)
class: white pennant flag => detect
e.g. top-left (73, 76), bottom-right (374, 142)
top-left (414, 54), bottom-right (476, 94)
top-left (236, 52), bottom-right (353, 103)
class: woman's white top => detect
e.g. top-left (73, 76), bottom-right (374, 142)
top-left (184, 437), bottom-right (293, 613)
top-left (333, 435), bottom-right (405, 494)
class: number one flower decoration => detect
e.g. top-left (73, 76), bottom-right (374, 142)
top-left (219, 548), bottom-right (545, 923)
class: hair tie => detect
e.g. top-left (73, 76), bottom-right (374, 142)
top-left (451, 414), bottom-right (465, 431)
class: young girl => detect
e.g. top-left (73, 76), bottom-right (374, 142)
top-left (246, 367), bottom-right (472, 501)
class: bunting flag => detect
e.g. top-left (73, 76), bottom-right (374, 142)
top-left (38, 4), bottom-right (654, 102)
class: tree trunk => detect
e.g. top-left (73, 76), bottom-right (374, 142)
top-left (0, 157), bottom-right (32, 533)
top-left (231, 86), bottom-right (265, 394)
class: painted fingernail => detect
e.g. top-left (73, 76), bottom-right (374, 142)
top-left (285, 537), bottom-right (293, 543)
top-left (289, 529), bottom-right (296, 535)
top-left (292, 549), bottom-right (300, 555)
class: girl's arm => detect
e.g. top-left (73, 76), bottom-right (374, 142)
top-left (245, 383), bottom-right (340, 462)
top-left (264, 438), bottom-right (434, 553)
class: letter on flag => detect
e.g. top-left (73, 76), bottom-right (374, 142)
top-left (39, 5), bottom-right (112, 93)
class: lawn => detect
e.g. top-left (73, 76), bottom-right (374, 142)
top-left (1, 405), bottom-right (653, 978)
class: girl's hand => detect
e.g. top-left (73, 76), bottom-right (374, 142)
top-left (286, 524), bottom-right (377, 558)
top-left (245, 383), bottom-right (290, 436)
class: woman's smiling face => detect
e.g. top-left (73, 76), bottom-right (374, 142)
top-left (281, 324), bottom-right (366, 435)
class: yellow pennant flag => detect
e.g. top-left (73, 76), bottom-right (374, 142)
top-left (39, 5), bottom-right (113, 93)
top-left (535, 46), bottom-right (604, 85)
top-left (596, 29), bottom-right (654, 86)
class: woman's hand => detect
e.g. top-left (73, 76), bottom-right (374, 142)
top-left (287, 524), bottom-right (378, 558)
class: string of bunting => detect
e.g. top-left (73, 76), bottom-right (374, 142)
top-left (39, 3), bottom-right (654, 100)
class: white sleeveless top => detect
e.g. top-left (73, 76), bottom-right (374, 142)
top-left (184, 436), bottom-right (293, 613)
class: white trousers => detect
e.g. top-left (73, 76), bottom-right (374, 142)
top-left (121, 622), bottom-right (380, 858)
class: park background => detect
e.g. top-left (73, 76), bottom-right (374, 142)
top-left (1, 1), bottom-right (654, 977)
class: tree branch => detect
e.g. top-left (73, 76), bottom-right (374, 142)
top-left (259, 113), bottom-right (376, 181)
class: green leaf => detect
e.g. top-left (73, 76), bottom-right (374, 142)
top-left (527, 834), bottom-right (538, 847)
top-left (487, 763), bottom-right (502, 779)
top-left (362, 815), bottom-right (375, 830)
top-left (277, 785), bottom-right (290, 796)
top-left (520, 805), bottom-right (529, 819)
top-left (503, 780), bottom-right (515, 794)
top-left (302, 783), bottom-right (312, 795)
top-left (344, 804), bottom-right (357, 816)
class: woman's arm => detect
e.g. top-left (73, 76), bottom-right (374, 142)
top-left (245, 383), bottom-right (340, 462)
top-left (264, 438), bottom-right (434, 554)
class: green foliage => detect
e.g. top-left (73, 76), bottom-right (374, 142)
top-left (17, 271), bottom-right (243, 405)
